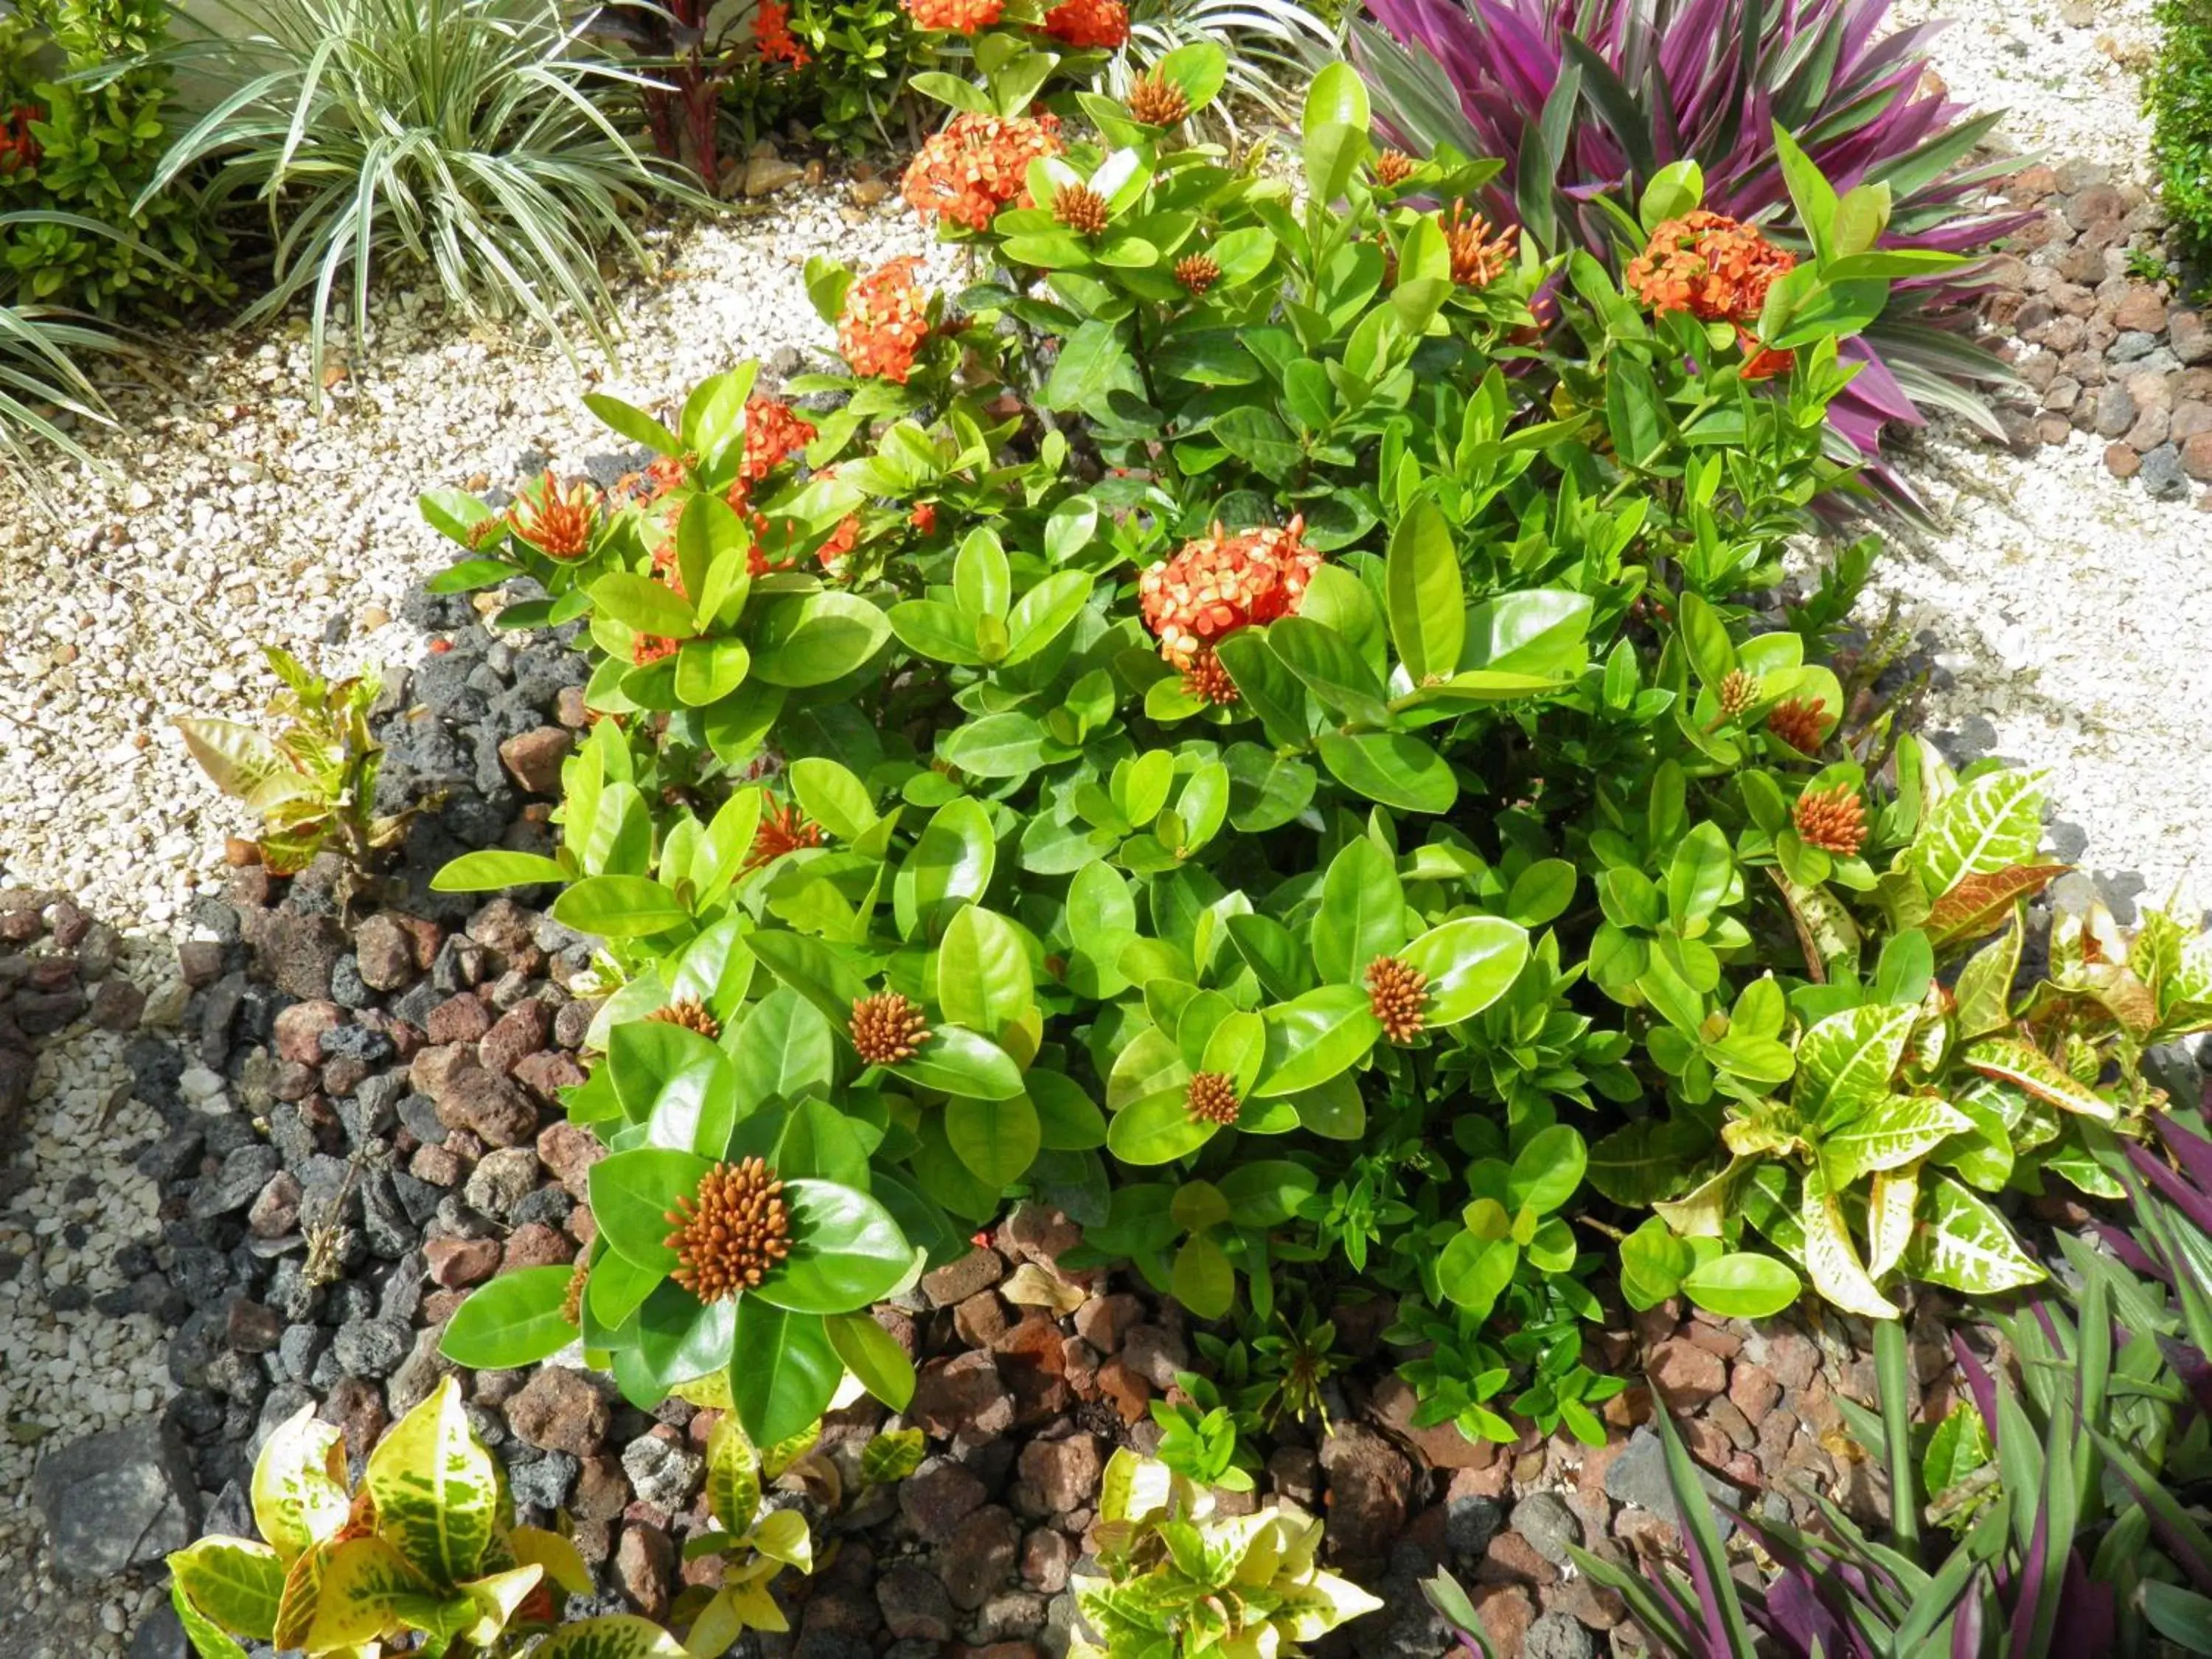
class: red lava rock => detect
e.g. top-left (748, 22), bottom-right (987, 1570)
top-left (2115, 288), bottom-right (2170, 334)
top-left (615, 1523), bottom-right (674, 1618)
top-left (955, 1291), bottom-right (1010, 1349)
top-left (273, 999), bottom-right (343, 1065)
top-left (1095, 1358), bottom-right (1150, 1425)
top-left (1015, 1433), bottom-right (1100, 1514)
top-left (1071, 1292), bottom-right (1143, 1354)
top-left (943, 1506), bottom-right (1020, 1610)
top-left (468, 897), bottom-right (538, 956)
top-left (1477, 1529), bottom-right (1558, 1588)
top-left (89, 979), bottom-right (145, 1032)
top-left (912, 1351), bottom-right (1012, 1441)
top-left (1317, 1425), bottom-right (1412, 1564)
top-left (1760, 1329), bottom-right (1820, 1391)
top-left (425, 1236), bottom-right (503, 1288)
top-left (1681, 1315), bottom-right (1742, 1360)
top-left (900, 1461), bottom-right (987, 1534)
top-left (536, 1120), bottom-right (605, 1200)
top-left (512, 1048), bottom-right (586, 1101)
top-left (922, 1245), bottom-right (1006, 1308)
top-left (1370, 1374), bottom-right (1492, 1470)
top-left (1119, 1324), bottom-right (1187, 1390)
top-left (1021, 1526), bottom-right (1074, 1592)
top-left (1730, 1361), bottom-right (1781, 1427)
top-left (1648, 1338), bottom-right (1728, 1410)
top-left (352, 914), bottom-right (420, 991)
top-left (1471, 1584), bottom-right (1536, 1655)
top-left (2183, 432), bottom-right (2212, 482)
top-left (427, 993), bottom-right (495, 1046)
top-left (500, 726), bottom-right (575, 796)
top-left (878, 1559), bottom-right (956, 1641)
top-left (479, 1000), bottom-right (552, 1076)
top-left (434, 1068), bottom-right (538, 1147)
top-left (320, 1376), bottom-right (388, 1460)
top-left (506, 1366), bottom-right (610, 1456)
top-left (226, 1298), bottom-right (283, 1353)
top-left (503, 1222), bottom-right (574, 1271)
top-left (998, 1201), bottom-right (1085, 1270)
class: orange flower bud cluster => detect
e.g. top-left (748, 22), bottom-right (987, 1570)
top-left (1138, 518), bottom-right (1320, 675)
top-left (1793, 783), bottom-right (1867, 857)
top-left (1366, 955), bottom-right (1428, 1044)
top-left (1767, 697), bottom-right (1829, 755)
top-left (902, 0), bottom-right (1003, 29)
top-left (901, 111), bottom-right (1062, 232)
top-left (647, 998), bottom-right (722, 1040)
top-left (1185, 1071), bottom-right (1240, 1127)
top-left (1625, 210), bottom-right (1798, 380)
top-left (851, 991), bottom-right (931, 1065)
top-left (1042, 0), bottom-right (1128, 46)
top-left (1374, 150), bottom-right (1417, 187)
top-left (1126, 71), bottom-right (1189, 128)
top-left (664, 1158), bottom-right (792, 1303)
top-left (1442, 202), bottom-right (1517, 288)
top-left (837, 257), bottom-right (933, 383)
top-left (507, 470), bottom-right (599, 558)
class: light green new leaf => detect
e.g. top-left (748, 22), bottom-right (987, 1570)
top-left (1384, 496), bottom-right (1463, 682)
top-left (1681, 1253), bottom-right (1801, 1318)
top-left (1399, 916), bottom-right (1530, 1026)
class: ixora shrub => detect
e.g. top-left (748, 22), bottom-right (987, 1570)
top-left (167, 1381), bottom-right (689, 1657)
top-left (1352, 0), bottom-right (2027, 468)
top-left (415, 55), bottom-right (2199, 1459)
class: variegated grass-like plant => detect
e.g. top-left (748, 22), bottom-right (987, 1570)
top-left (1352, 0), bottom-right (2030, 476)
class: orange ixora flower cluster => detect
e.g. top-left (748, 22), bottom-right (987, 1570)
top-left (1442, 201), bottom-right (1517, 287)
top-left (902, 0), bottom-right (1002, 29)
top-left (747, 797), bottom-right (827, 872)
top-left (1042, 0), bottom-right (1128, 46)
top-left (1625, 210), bottom-right (1798, 380)
top-left (664, 1158), bottom-right (792, 1302)
top-left (1767, 696), bottom-right (1829, 755)
top-left (756, 0), bottom-right (810, 65)
top-left (507, 471), bottom-right (600, 558)
top-left (901, 111), bottom-right (1062, 232)
top-left (838, 257), bottom-right (933, 383)
top-left (1138, 518), bottom-right (1321, 704)
top-left (742, 397), bottom-right (816, 489)
top-left (1793, 782), bottom-right (1867, 858)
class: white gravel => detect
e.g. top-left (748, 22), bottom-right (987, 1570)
top-left (0, 188), bottom-right (963, 933)
top-left (1891, 0), bottom-right (2159, 176)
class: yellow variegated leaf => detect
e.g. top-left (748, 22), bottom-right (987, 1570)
top-left (759, 1422), bottom-right (820, 1481)
top-left (1865, 1162), bottom-right (1919, 1281)
top-left (273, 1535), bottom-right (336, 1651)
top-left (1905, 768), bottom-right (2048, 905)
top-left (703, 1414), bottom-right (762, 1537)
top-left (1796, 1004), bottom-right (1919, 1125)
top-left (749, 1509), bottom-right (813, 1573)
top-left (673, 1368), bottom-right (734, 1411)
top-left (1963, 1038), bottom-right (2120, 1124)
top-left (170, 1576), bottom-right (251, 1659)
top-left (303, 1535), bottom-right (428, 1652)
top-left (1903, 1175), bottom-right (2046, 1295)
top-left (1277, 1570), bottom-right (1385, 1641)
top-left (685, 1587), bottom-right (750, 1655)
top-left (459, 1564), bottom-right (544, 1646)
top-left (509, 1526), bottom-right (594, 1597)
top-left (533, 1613), bottom-right (694, 1657)
top-left (170, 1537), bottom-right (285, 1643)
top-left (1801, 1167), bottom-right (1899, 1318)
top-left (251, 1405), bottom-right (352, 1564)
top-left (365, 1377), bottom-right (498, 1585)
top-left (1820, 1093), bottom-right (1971, 1192)
top-left (1652, 1155), bottom-right (1745, 1238)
